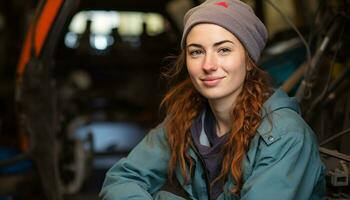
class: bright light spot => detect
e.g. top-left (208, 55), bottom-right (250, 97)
top-left (74, 122), bottom-right (145, 152)
top-left (92, 35), bottom-right (108, 50)
top-left (65, 32), bottom-right (79, 48)
top-left (119, 12), bottom-right (143, 36)
top-left (90, 11), bottom-right (119, 34)
top-left (65, 10), bottom-right (166, 49)
top-left (69, 12), bottom-right (87, 34)
top-left (145, 13), bottom-right (164, 36)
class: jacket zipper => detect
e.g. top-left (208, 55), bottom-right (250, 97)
top-left (190, 143), bottom-right (212, 200)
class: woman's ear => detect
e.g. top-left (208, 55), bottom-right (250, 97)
top-left (246, 62), bottom-right (253, 71)
top-left (245, 51), bottom-right (254, 71)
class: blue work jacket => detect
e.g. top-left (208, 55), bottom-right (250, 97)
top-left (100, 89), bottom-right (326, 200)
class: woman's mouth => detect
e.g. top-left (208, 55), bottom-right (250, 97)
top-left (201, 77), bottom-right (224, 87)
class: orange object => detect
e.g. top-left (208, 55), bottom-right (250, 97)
top-left (17, 0), bottom-right (63, 79)
top-left (16, 0), bottom-right (64, 151)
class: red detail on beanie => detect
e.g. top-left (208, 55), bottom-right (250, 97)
top-left (215, 1), bottom-right (228, 8)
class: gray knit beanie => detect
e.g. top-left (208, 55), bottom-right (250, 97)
top-left (181, 0), bottom-right (268, 63)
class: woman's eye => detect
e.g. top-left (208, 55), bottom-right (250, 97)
top-left (189, 49), bottom-right (203, 57)
top-left (218, 48), bottom-right (231, 55)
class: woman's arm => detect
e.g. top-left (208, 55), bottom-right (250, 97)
top-left (99, 124), bottom-right (170, 200)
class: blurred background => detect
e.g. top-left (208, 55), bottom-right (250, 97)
top-left (0, 0), bottom-right (349, 199)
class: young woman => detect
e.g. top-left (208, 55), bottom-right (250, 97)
top-left (100, 0), bottom-right (326, 199)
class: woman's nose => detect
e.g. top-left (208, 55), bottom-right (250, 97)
top-left (202, 53), bottom-right (218, 72)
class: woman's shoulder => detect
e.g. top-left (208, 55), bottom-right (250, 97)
top-left (144, 121), bottom-right (168, 146)
top-left (270, 108), bottom-right (311, 135)
top-left (243, 107), bottom-right (322, 174)
top-left (257, 107), bottom-right (316, 147)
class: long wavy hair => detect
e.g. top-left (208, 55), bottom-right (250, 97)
top-left (161, 48), bottom-right (272, 195)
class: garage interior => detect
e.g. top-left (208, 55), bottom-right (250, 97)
top-left (0, 0), bottom-right (349, 199)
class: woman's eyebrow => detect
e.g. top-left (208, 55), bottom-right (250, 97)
top-left (213, 40), bottom-right (234, 47)
top-left (186, 43), bottom-right (203, 48)
top-left (187, 40), bottom-right (234, 48)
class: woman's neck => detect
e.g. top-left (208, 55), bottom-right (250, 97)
top-left (208, 97), bottom-right (236, 137)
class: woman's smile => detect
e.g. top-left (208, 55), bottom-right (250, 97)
top-left (201, 76), bottom-right (225, 87)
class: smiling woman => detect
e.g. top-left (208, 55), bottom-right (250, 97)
top-left (100, 0), bottom-right (326, 199)
top-left (186, 24), bottom-right (247, 108)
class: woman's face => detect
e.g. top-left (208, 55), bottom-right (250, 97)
top-left (186, 23), bottom-right (248, 103)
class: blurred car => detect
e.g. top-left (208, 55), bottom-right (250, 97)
top-left (11, 0), bottom-right (197, 199)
